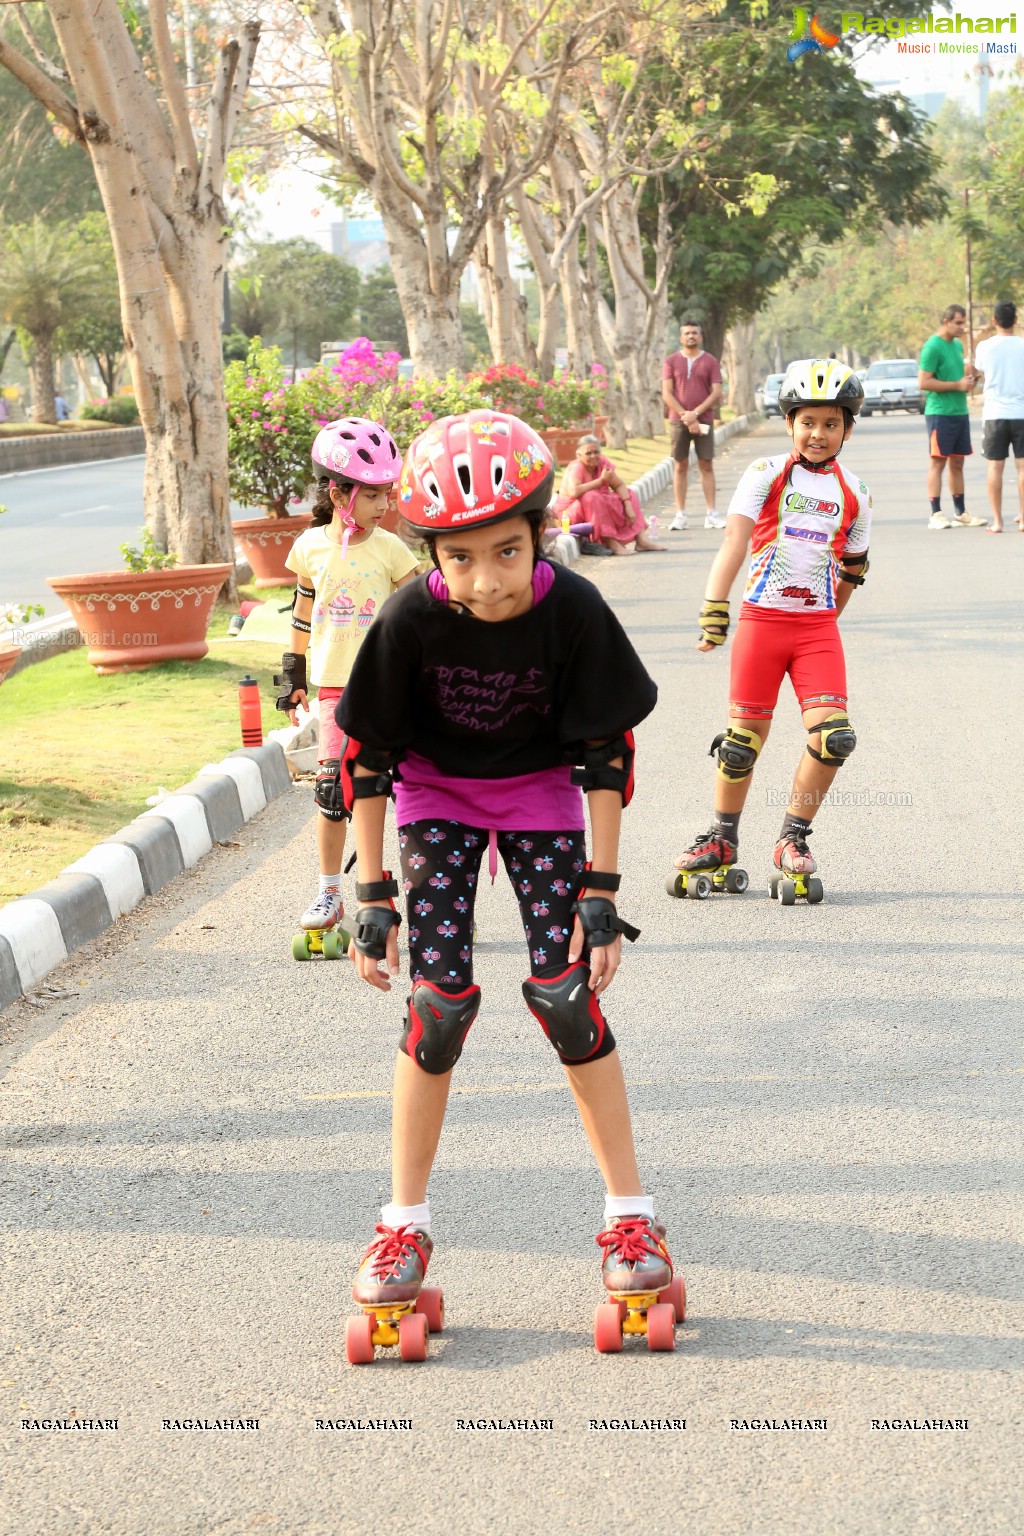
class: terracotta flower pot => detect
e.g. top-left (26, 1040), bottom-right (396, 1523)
top-left (0, 643), bottom-right (20, 687)
top-left (539, 428), bottom-right (588, 466)
top-left (593, 413), bottom-right (609, 444)
top-left (47, 564), bottom-right (233, 674)
top-left (233, 513), bottom-right (314, 587)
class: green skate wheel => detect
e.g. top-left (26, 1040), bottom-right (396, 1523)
top-left (292, 932), bottom-right (312, 961)
top-left (686, 873), bottom-right (712, 900)
top-left (768, 877), bottom-right (780, 900)
top-left (779, 879), bottom-right (797, 906)
top-left (725, 867), bottom-right (749, 894)
top-left (806, 877), bottom-right (824, 904)
top-left (665, 872), bottom-right (685, 898)
top-left (321, 928), bottom-right (343, 960)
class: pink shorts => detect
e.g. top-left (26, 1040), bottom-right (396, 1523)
top-left (317, 686), bottom-right (344, 762)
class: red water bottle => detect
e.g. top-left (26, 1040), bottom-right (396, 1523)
top-left (238, 674), bottom-right (263, 747)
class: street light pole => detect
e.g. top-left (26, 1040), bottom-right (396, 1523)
top-left (964, 187), bottom-right (974, 363)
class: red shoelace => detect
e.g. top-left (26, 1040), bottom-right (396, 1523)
top-left (362, 1224), bottom-right (428, 1280)
top-left (595, 1218), bottom-right (663, 1266)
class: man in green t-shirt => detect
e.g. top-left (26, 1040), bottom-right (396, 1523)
top-left (919, 303), bottom-right (984, 530)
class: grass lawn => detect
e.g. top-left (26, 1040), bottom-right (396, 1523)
top-left (0, 588), bottom-right (296, 903)
top-left (0, 431), bottom-right (673, 903)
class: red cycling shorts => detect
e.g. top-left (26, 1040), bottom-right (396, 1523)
top-left (729, 605), bottom-right (848, 720)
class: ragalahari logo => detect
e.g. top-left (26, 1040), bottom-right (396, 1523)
top-left (788, 9), bottom-right (841, 61)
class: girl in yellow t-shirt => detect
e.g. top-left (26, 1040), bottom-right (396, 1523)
top-left (277, 418), bottom-right (419, 935)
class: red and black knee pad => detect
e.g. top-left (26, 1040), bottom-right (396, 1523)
top-left (401, 980), bottom-right (481, 1075)
top-left (521, 961), bottom-right (616, 1065)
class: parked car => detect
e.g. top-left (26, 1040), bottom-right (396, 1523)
top-left (860, 358), bottom-right (924, 416)
top-left (761, 373), bottom-right (785, 417)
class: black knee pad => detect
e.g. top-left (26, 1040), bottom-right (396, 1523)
top-left (314, 759), bottom-right (348, 821)
top-left (401, 981), bottom-right (481, 1074)
top-left (806, 711), bottom-right (856, 765)
top-left (522, 962), bottom-right (616, 1064)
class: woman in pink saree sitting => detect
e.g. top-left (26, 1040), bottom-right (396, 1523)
top-left (552, 435), bottom-right (667, 555)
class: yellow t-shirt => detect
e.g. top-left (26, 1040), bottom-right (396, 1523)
top-left (285, 525), bottom-right (419, 688)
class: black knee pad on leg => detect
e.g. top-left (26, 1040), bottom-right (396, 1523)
top-left (806, 711), bottom-right (856, 765)
top-left (522, 962), bottom-right (616, 1064)
top-left (401, 980), bottom-right (481, 1074)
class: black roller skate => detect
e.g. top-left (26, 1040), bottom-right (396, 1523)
top-left (593, 1216), bottom-right (686, 1354)
top-left (666, 828), bottom-right (749, 901)
top-left (346, 1224), bottom-right (444, 1364)
top-left (769, 829), bottom-right (823, 905)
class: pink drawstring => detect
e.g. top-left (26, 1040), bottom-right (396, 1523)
top-left (488, 828), bottom-right (498, 883)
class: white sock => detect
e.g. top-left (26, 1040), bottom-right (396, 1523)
top-left (381, 1199), bottom-right (431, 1233)
top-left (319, 872), bottom-right (341, 894)
top-left (603, 1193), bottom-right (655, 1224)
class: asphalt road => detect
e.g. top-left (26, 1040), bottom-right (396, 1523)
top-left (0, 458), bottom-right (265, 617)
top-left (2, 416), bottom-right (1021, 1536)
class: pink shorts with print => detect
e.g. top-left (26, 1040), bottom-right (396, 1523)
top-left (317, 686), bottom-right (344, 762)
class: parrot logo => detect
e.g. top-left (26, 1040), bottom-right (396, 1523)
top-left (787, 10), bottom-right (840, 61)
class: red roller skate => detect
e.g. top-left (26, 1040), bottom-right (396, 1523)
top-left (593, 1216), bottom-right (686, 1353)
top-left (346, 1224), bottom-right (445, 1364)
top-left (667, 829), bottom-right (748, 901)
top-left (770, 829), bottom-right (823, 905)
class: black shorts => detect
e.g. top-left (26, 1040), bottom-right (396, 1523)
top-left (669, 420), bottom-right (715, 462)
top-left (925, 414), bottom-right (972, 459)
top-left (982, 419), bottom-right (1024, 460)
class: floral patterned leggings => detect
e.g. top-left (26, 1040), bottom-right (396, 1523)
top-left (398, 820), bottom-right (588, 990)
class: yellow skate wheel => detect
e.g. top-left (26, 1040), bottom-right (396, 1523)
top-left (345, 1314), bottom-right (375, 1365)
top-left (292, 932), bottom-right (312, 961)
top-left (415, 1286), bottom-right (445, 1334)
top-left (398, 1311), bottom-right (429, 1362)
top-left (595, 1301), bottom-right (624, 1353)
top-left (646, 1302), bottom-right (676, 1352)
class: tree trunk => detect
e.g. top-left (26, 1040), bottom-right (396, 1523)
top-left (29, 331), bottom-right (57, 423)
top-left (723, 317), bottom-right (757, 416)
top-left (0, 5), bottom-right (261, 580)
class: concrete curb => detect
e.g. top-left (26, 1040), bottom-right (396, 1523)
top-left (0, 427), bottom-right (144, 473)
top-left (628, 414), bottom-right (758, 510)
top-left (0, 742), bottom-right (291, 1013)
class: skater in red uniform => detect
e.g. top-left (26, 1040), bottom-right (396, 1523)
top-left (335, 409), bottom-right (683, 1360)
top-left (672, 360), bottom-right (872, 903)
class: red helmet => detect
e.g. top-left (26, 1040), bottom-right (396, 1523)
top-left (398, 410), bottom-right (554, 532)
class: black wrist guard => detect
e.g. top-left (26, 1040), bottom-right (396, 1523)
top-left (274, 651), bottom-right (307, 712)
top-left (578, 868), bottom-right (621, 894)
top-left (355, 877), bottom-right (400, 902)
top-left (572, 896), bottom-right (641, 948)
top-left (352, 905), bottom-right (401, 960)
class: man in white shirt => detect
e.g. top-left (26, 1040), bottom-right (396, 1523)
top-left (973, 300), bottom-right (1024, 532)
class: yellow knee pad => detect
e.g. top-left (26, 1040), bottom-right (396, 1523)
top-left (807, 711), bottom-right (857, 764)
top-left (710, 724), bottom-right (763, 783)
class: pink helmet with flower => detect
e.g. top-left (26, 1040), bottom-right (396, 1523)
top-left (311, 417), bottom-right (400, 556)
top-left (311, 417), bottom-right (400, 484)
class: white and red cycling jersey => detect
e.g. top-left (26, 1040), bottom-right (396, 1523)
top-left (727, 453), bottom-right (872, 613)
